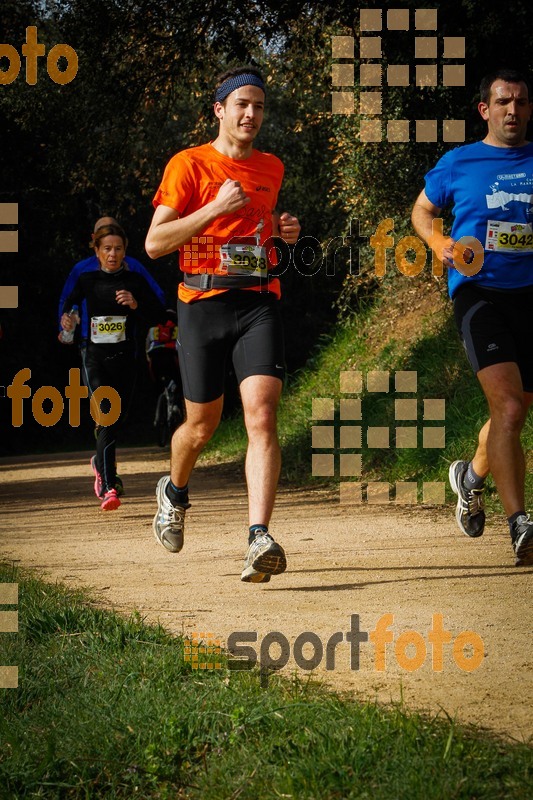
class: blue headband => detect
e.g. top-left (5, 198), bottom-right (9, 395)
top-left (214, 73), bottom-right (266, 104)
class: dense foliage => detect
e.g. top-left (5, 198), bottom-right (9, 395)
top-left (1, 0), bottom-right (532, 453)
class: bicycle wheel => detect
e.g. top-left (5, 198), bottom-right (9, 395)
top-left (165, 382), bottom-right (183, 437)
top-left (168, 402), bottom-right (183, 437)
top-left (155, 392), bottom-right (169, 447)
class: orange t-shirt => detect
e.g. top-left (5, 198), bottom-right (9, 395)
top-left (152, 142), bottom-right (284, 302)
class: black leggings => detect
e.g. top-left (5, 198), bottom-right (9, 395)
top-left (177, 291), bottom-right (285, 403)
top-left (81, 344), bottom-right (137, 491)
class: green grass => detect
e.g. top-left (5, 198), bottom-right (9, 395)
top-left (0, 563), bottom-right (531, 799)
top-left (204, 282), bottom-right (533, 510)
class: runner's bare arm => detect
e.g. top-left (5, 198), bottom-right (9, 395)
top-left (411, 190), bottom-right (455, 268)
top-left (145, 179), bottom-right (250, 259)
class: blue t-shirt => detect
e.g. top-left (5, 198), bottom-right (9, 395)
top-left (424, 140), bottom-right (533, 297)
top-left (58, 255), bottom-right (166, 341)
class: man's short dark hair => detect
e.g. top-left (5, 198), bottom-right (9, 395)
top-left (480, 69), bottom-right (531, 104)
top-left (214, 66), bottom-right (265, 105)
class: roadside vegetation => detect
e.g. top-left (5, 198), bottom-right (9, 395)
top-left (207, 273), bottom-right (533, 512)
top-left (1, 563), bottom-right (531, 799)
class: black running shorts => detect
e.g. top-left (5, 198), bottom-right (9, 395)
top-left (453, 284), bottom-right (533, 391)
top-left (177, 291), bottom-right (285, 403)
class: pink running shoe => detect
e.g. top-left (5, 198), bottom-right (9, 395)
top-left (101, 488), bottom-right (121, 511)
top-left (91, 456), bottom-right (104, 499)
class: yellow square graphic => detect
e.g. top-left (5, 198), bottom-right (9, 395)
top-left (367, 427), bottom-right (389, 448)
top-left (395, 399), bottom-right (417, 420)
top-left (312, 397), bottom-right (335, 420)
top-left (416, 65), bottom-right (437, 87)
top-left (340, 399), bottom-right (362, 420)
top-left (395, 482), bottom-right (418, 504)
top-left (367, 482), bottom-right (390, 503)
top-left (416, 119), bottom-right (438, 142)
top-left (415, 37), bottom-right (437, 58)
top-left (443, 37), bottom-right (465, 58)
top-left (340, 453), bottom-right (362, 476)
top-left (387, 65), bottom-right (410, 86)
top-left (0, 286), bottom-right (19, 307)
top-left (443, 120), bottom-right (465, 143)
top-left (360, 120), bottom-right (382, 142)
top-left (360, 92), bottom-right (382, 116)
top-left (423, 399), bottom-right (445, 420)
top-left (360, 64), bottom-right (382, 86)
top-left (312, 454), bottom-right (335, 477)
top-left (185, 634), bottom-right (222, 670)
top-left (0, 666), bottom-right (18, 689)
top-left (312, 425), bottom-right (334, 448)
top-left (395, 427), bottom-right (418, 448)
top-left (387, 9), bottom-right (409, 30)
top-left (423, 427), bottom-right (445, 448)
top-left (340, 482), bottom-right (363, 504)
top-left (332, 92), bottom-right (354, 115)
top-left (0, 203), bottom-right (18, 224)
top-left (387, 120), bottom-right (410, 142)
top-left (0, 232), bottom-right (18, 253)
top-left (415, 8), bottom-right (438, 30)
top-left (332, 64), bottom-right (354, 87)
top-left (395, 370), bottom-right (417, 392)
top-left (0, 611), bottom-right (18, 633)
top-left (332, 35), bottom-right (354, 58)
top-left (185, 237), bottom-right (217, 268)
top-left (360, 9), bottom-right (382, 31)
top-left (423, 482), bottom-right (445, 504)
top-left (340, 371), bottom-right (363, 393)
top-left (360, 37), bottom-right (382, 59)
top-left (0, 583), bottom-right (18, 603)
top-left (340, 426), bottom-right (362, 448)
top-left (367, 370), bottom-right (389, 392)
top-left (443, 65), bottom-right (465, 87)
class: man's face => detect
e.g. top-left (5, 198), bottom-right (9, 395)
top-left (478, 80), bottom-right (532, 147)
top-left (215, 85), bottom-right (265, 145)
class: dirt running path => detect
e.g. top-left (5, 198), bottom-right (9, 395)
top-left (1, 448), bottom-right (531, 742)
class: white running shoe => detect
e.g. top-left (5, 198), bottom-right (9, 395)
top-left (241, 532), bottom-right (286, 583)
top-left (153, 476), bottom-right (188, 553)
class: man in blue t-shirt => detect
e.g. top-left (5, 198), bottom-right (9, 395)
top-left (58, 216), bottom-right (166, 343)
top-left (412, 69), bottom-right (533, 567)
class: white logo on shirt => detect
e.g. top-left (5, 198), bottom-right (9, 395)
top-left (486, 182), bottom-right (533, 210)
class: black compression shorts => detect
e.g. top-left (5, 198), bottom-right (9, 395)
top-left (177, 290), bottom-right (285, 403)
top-left (453, 284), bottom-right (533, 392)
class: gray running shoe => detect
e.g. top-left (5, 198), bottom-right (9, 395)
top-left (241, 533), bottom-right (286, 583)
top-left (448, 460), bottom-right (485, 538)
top-left (511, 514), bottom-right (533, 567)
top-left (153, 476), bottom-right (188, 553)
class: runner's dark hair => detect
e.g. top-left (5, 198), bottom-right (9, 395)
top-left (480, 69), bottom-right (531, 104)
top-left (214, 65), bottom-right (265, 105)
top-left (92, 224), bottom-right (128, 250)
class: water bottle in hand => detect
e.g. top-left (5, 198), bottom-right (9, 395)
top-left (59, 306), bottom-right (80, 344)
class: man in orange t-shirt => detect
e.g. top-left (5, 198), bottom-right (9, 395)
top-left (146, 65), bottom-right (300, 583)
